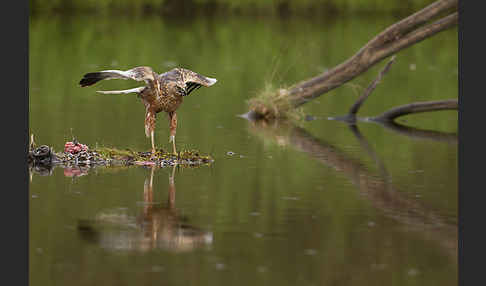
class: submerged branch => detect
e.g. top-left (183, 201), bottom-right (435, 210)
top-left (371, 99), bottom-right (458, 122)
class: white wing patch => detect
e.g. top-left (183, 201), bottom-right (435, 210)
top-left (205, 77), bottom-right (217, 86)
top-left (96, 86), bottom-right (145, 94)
top-left (98, 69), bottom-right (132, 80)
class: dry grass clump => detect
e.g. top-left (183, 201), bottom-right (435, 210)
top-left (247, 83), bottom-right (304, 121)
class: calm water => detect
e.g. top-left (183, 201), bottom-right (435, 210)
top-left (29, 14), bottom-right (458, 286)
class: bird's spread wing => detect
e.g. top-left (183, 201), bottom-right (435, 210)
top-left (79, 66), bottom-right (157, 87)
top-left (178, 68), bottom-right (217, 96)
top-left (185, 82), bottom-right (202, 96)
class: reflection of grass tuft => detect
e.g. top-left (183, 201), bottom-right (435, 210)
top-left (247, 82), bottom-right (304, 121)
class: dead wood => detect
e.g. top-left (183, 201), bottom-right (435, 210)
top-left (371, 99), bottom-right (458, 122)
top-left (249, 0), bottom-right (458, 118)
top-left (348, 55), bottom-right (396, 118)
top-left (342, 54), bottom-right (457, 127)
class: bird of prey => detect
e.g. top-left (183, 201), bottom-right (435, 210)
top-left (79, 66), bottom-right (217, 155)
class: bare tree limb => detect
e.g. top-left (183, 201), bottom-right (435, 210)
top-left (369, 12), bottom-right (458, 65)
top-left (371, 99), bottom-right (458, 122)
top-left (348, 55), bottom-right (396, 117)
top-left (289, 10), bottom-right (458, 107)
top-left (248, 0), bottom-right (458, 118)
top-left (366, 0), bottom-right (458, 51)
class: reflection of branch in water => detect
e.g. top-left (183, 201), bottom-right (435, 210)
top-left (246, 118), bottom-right (457, 261)
top-left (328, 115), bottom-right (458, 144)
top-left (348, 124), bottom-right (392, 190)
top-left (367, 119), bottom-right (458, 144)
top-left (77, 165), bottom-right (212, 253)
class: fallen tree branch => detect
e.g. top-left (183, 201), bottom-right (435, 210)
top-left (370, 99), bottom-right (458, 122)
top-left (348, 55), bottom-right (397, 117)
top-left (248, 0), bottom-right (458, 118)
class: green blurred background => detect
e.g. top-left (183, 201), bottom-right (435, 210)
top-left (30, 0), bottom-right (437, 15)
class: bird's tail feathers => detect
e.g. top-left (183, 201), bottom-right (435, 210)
top-left (79, 72), bottom-right (114, 87)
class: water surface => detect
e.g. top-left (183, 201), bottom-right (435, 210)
top-left (29, 14), bottom-right (457, 286)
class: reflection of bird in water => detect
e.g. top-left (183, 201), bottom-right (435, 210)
top-left (77, 165), bottom-right (213, 252)
top-left (79, 67), bottom-right (217, 155)
top-left (137, 165), bottom-right (213, 251)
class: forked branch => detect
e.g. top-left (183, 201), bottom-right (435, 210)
top-left (248, 0), bottom-right (458, 118)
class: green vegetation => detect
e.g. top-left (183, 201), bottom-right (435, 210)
top-left (93, 146), bottom-right (213, 166)
top-left (247, 82), bottom-right (304, 121)
top-left (30, 144), bottom-right (214, 167)
top-left (30, 0), bottom-right (437, 15)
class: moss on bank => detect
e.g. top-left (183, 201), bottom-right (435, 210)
top-left (28, 142), bottom-right (214, 169)
top-left (94, 147), bottom-right (213, 167)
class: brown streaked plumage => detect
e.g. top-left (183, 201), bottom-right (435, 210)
top-left (79, 66), bottom-right (217, 155)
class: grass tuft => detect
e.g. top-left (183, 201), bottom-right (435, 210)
top-left (247, 82), bottom-right (304, 121)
